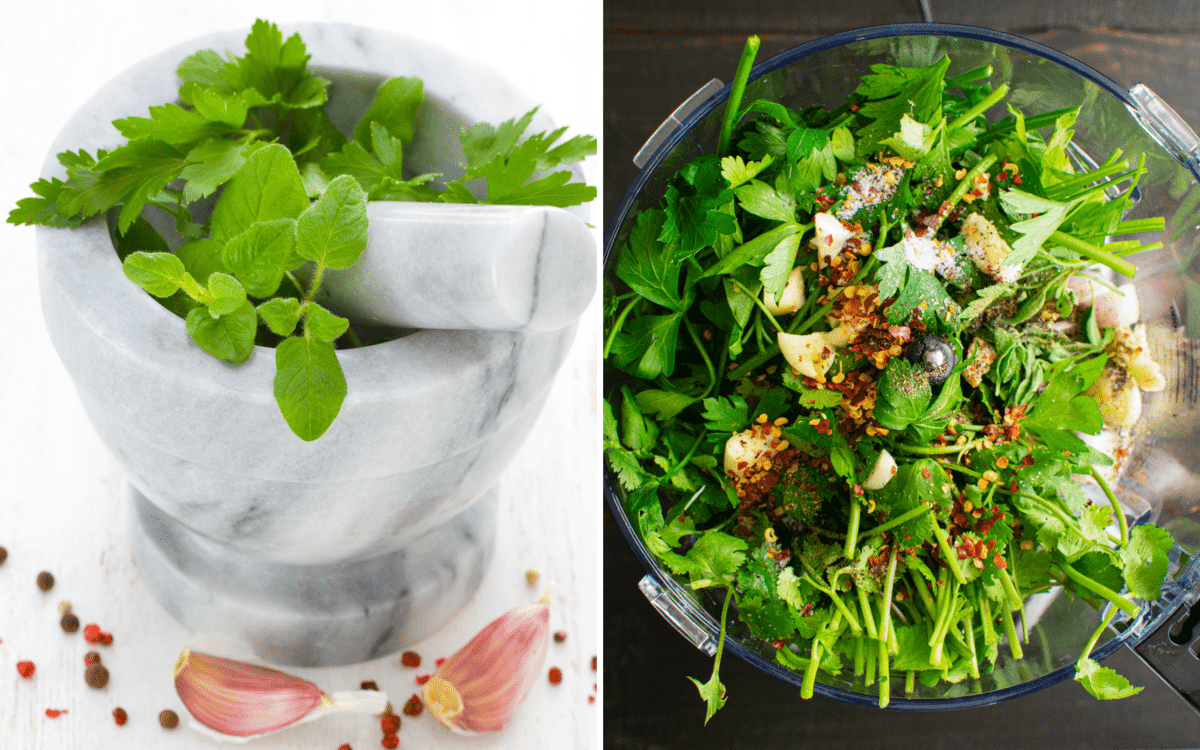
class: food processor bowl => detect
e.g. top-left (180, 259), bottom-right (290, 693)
top-left (604, 23), bottom-right (1200, 709)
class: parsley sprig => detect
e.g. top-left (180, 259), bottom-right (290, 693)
top-left (12, 19), bottom-right (595, 441)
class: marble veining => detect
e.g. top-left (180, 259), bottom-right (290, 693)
top-left (36, 23), bottom-right (590, 664)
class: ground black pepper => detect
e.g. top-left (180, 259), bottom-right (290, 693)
top-left (61, 612), bottom-right (80, 633)
top-left (85, 663), bottom-right (109, 689)
top-left (158, 709), bottom-right (179, 729)
top-left (36, 571), bottom-right (54, 592)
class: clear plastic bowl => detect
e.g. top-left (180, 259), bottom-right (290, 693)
top-left (604, 23), bottom-right (1200, 709)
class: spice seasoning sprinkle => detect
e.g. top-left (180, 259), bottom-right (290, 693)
top-left (84, 651), bottom-right (102, 667)
top-left (415, 673), bottom-right (430, 685)
top-left (381, 735), bottom-right (399, 750)
top-left (338, 745), bottom-right (351, 750)
top-left (45, 709), bottom-right (67, 718)
top-left (0, 546), bottom-right (7, 565)
top-left (112, 707), bottom-right (128, 726)
top-left (591, 656), bottom-right (597, 671)
top-left (525, 568), bottom-right (540, 586)
top-left (158, 709), bottom-right (179, 729)
top-left (434, 657), bottom-right (445, 668)
top-left (61, 612), bottom-right (80, 633)
top-left (380, 714), bottom-right (401, 733)
top-left (548, 666), bottom-right (563, 685)
top-left (360, 680), bottom-right (379, 691)
top-left (553, 630), bottom-right (567, 643)
top-left (85, 663), bottom-right (110, 689)
top-left (400, 650), bottom-right (421, 667)
top-left (16, 661), bottom-right (35, 678)
top-left (402, 694), bottom-right (423, 717)
top-left (36, 571), bottom-right (54, 592)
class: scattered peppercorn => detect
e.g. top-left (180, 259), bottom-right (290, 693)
top-left (548, 666), bottom-right (563, 685)
top-left (36, 571), bottom-right (54, 592)
top-left (84, 651), bottom-right (102, 667)
top-left (381, 735), bottom-right (399, 749)
top-left (0, 546), bottom-right (7, 565)
top-left (380, 714), bottom-right (401, 733)
top-left (360, 680), bottom-right (379, 691)
top-left (400, 650), bottom-right (421, 668)
top-left (61, 612), bottom-right (80, 633)
top-left (402, 694), bottom-right (423, 717)
top-left (57, 600), bottom-right (72, 616)
top-left (85, 663), bottom-right (109, 689)
top-left (112, 707), bottom-right (128, 726)
top-left (159, 709), bottom-right (179, 729)
top-left (16, 661), bottom-right (35, 678)
top-left (553, 630), bottom-right (567, 643)
top-left (525, 568), bottom-right (540, 586)
top-left (45, 709), bottom-right (67, 718)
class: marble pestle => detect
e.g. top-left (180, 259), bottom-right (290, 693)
top-left (315, 201), bottom-right (596, 331)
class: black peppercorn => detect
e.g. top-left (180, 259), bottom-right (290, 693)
top-left (85, 663), bottom-right (109, 689)
top-left (61, 612), bottom-right (80, 633)
top-left (36, 571), bottom-right (54, 592)
top-left (159, 709), bottom-right (179, 729)
top-left (905, 335), bottom-right (957, 386)
top-left (0, 546), bottom-right (7, 566)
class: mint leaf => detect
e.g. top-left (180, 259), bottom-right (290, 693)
top-left (175, 239), bottom-right (228, 284)
top-left (294, 174), bottom-right (369, 270)
top-left (123, 251), bottom-right (187, 297)
top-left (274, 336), bottom-right (347, 441)
top-left (1075, 657), bottom-right (1142, 700)
top-left (354, 76), bottom-right (423, 145)
top-left (205, 272), bottom-right (248, 316)
top-left (210, 143), bottom-right (309, 244)
top-left (222, 218), bottom-right (298, 297)
top-left (304, 302), bottom-right (350, 342)
top-left (185, 300), bottom-right (256, 363)
top-left (1120, 524), bottom-right (1172, 601)
top-left (257, 297), bottom-right (302, 336)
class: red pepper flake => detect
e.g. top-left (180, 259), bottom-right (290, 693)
top-left (402, 694), bottom-right (423, 717)
top-left (16, 661), bottom-right (35, 678)
top-left (338, 745), bottom-right (351, 750)
top-left (112, 708), bottom-right (128, 726)
top-left (100, 632), bottom-right (113, 646)
top-left (921, 467), bottom-right (932, 480)
top-left (553, 630), bottom-right (567, 643)
top-left (591, 656), bottom-right (597, 671)
top-left (82, 623), bottom-right (113, 645)
top-left (381, 735), bottom-right (399, 749)
top-left (415, 674), bottom-right (430, 686)
top-left (45, 709), bottom-right (67, 718)
top-left (400, 651), bottom-right (421, 668)
top-left (994, 553), bottom-right (1007, 569)
top-left (588, 695), bottom-right (596, 704)
top-left (549, 666), bottom-right (563, 685)
top-left (380, 713), bottom-right (401, 733)
top-left (84, 651), bottom-right (102, 667)
top-left (434, 657), bottom-right (445, 668)
top-left (360, 680), bottom-right (379, 691)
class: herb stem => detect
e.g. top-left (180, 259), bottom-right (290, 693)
top-left (718, 36), bottom-right (761, 158)
top-left (740, 285), bottom-right (785, 333)
top-left (1081, 605), bottom-right (1119, 661)
top-left (604, 297), bottom-right (640, 359)
top-left (930, 515), bottom-right (968, 586)
top-left (857, 585), bottom-right (879, 640)
top-left (844, 499), bottom-right (862, 559)
top-left (802, 609), bottom-right (840, 699)
top-left (1050, 230), bottom-right (1137, 278)
top-left (1058, 560), bottom-right (1140, 616)
top-left (895, 438), bottom-right (984, 455)
top-left (683, 317), bottom-right (719, 399)
top-left (1089, 466), bottom-right (1128, 546)
top-left (947, 83), bottom-right (1009, 133)
top-left (935, 154), bottom-right (998, 232)
top-left (946, 65), bottom-right (993, 89)
top-left (999, 598), bottom-right (1024, 660)
top-left (858, 504), bottom-right (932, 543)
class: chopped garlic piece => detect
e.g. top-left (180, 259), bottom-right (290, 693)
top-left (960, 213), bottom-right (1020, 283)
top-left (863, 449), bottom-right (897, 490)
top-left (723, 425), bottom-right (778, 478)
top-left (778, 327), bottom-right (852, 380)
top-left (1113, 325), bottom-right (1165, 392)
top-left (764, 267), bottom-right (805, 315)
top-left (1093, 283), bottom-right (1139, 330)
top-left (1086, 366), bottom-right (1142, 429)
top-left (813, 212), bottom-right (855, 267)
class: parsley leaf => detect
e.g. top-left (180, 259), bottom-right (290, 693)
top-left (1120, 524), bottom-right (1173, 601)
top-left (1075, 657), bottom-right (1142, 700)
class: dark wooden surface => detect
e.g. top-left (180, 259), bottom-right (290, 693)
top-left (603, 2), bottom-right (1200, 748)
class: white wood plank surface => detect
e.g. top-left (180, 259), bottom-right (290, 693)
top-left (0, 2), bottom-right (601, 748)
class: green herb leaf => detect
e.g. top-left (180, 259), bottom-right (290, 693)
top-left (873, 358), bottom-right (932, 431)
top-left (205, 272), bottom-right (248, 316)
top-left (354, 76), bottom-right (423, 145)
top-left (303, 302), bottom-right (350, 342)
top-left (273, 335), bottom-right (347, 441)
top-left (1075, 657), bottom-right (1142, 700)
top-left (294, 174), bottom-right (369, 270)
top-left (185, 300), bottom-right (257, 363)
top-left (1120, 524), bottom-right (1173, 601)
top-left (257, 297), bottom-right (302, 336)
top-left (123, 251), bottom-right (188, 297)
top-left (210, 143), bottom-right (309, 244)
top-left (222, 218), bottom-right (298, 297)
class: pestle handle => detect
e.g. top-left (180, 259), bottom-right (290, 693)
top-left (316, 202), bottom-right (596, 331)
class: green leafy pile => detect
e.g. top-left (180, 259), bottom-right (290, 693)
top-left (11, 19), bottom-right (596, 441)
top-left (605, 44), bottom-right (1169, 719)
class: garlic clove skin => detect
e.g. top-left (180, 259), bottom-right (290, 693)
top-left (173, 649), bottom-right (386, 740)
top-left (423, 589), bottom-right (551, 734)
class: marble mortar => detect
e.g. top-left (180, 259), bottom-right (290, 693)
top-left (36, 23), bottom-right (590, 666)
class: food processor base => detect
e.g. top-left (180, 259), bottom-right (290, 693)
top-left (128, 481), bottom-right (497, 667)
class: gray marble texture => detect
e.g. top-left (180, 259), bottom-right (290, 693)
top-left (35, 23), bottom-right (585, 664)
top-left (131, 483), bottom-right (498, 667)
top-left (319, 202), bottom-right (596, 330)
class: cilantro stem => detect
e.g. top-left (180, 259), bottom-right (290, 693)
top-left (947, 83), bottom-right (1009, 133)
top-left (858, 504), bottom-right (932, 543)
top-left (930, 515), bottom-right (968, 586)
top-left (1088, 466), bottom-right (1128, 546)
top-left (1081, 605), bottom-right (1119, 661)
top-left (857, 585), bottom-right (879, 640)
top-left (844, 498), bottom-right (862, 559)
top-left (878, 545), bottom-right (900, 643)
top-left (946, 65), bottom-right (993, 89)
top-left (663, 432), bottom-right (706, 485)
top-left (877, 632), bottom-right (891, 708)
top-left (1057, 560), bottom-right (1140, 616)
top-left (683, 317), bottom-right (718, 399)
top-left (997, 567), bottom-right (1023, 612)
top-left (802, 609), bottom-right (840, 699)
top-left (718, 36), bottom-right (761, 159)
top-left (801, 572), bottom-right (861, 632)
top-left (604, 297), bottom-right (640, 359)
top-left (976, 106), bottom-right (1079, 143)
top-left (999, 597), bottom-right (1024, 660)
top-left (1050, 230), bottom-right (1137, 278)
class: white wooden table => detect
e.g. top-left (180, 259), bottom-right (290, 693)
top-left (0, 2), bottom-right (601, 748)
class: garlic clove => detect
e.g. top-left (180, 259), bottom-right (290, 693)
top-left (863, 449), bottom-right (897, 490)
top-left (423, 588), bottom-right (552, 734)
top-left (764, 266), bottom-right (805, 315)
top-left (174, 648), bottom-right (387, 740)
top-left (813, 212), bottom-right (855, 267)
top-left (1093, 284), bottom-right (1140, 331)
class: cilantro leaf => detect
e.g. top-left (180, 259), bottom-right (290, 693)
top-left (610, 313), bottom-right (683, 379)
top-left (616, 209), bottom-right (684, 310)
top-left (720, 154), bottom-right (774, 188)
top-left (853, 56), bottom-right (951, 155)
top-left (1120, 524), bottom-right (1173, 601)
top-left (660, 530), bottom-right (748, 589)
top-left (1075, 657), bottom-right (1142, 700)
top-left (659, 155), bottom-right (737, 257)
top-left (701, 395), bottom-right (749, 435)
top-left (999, 188), bottom-right (1076, 268)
